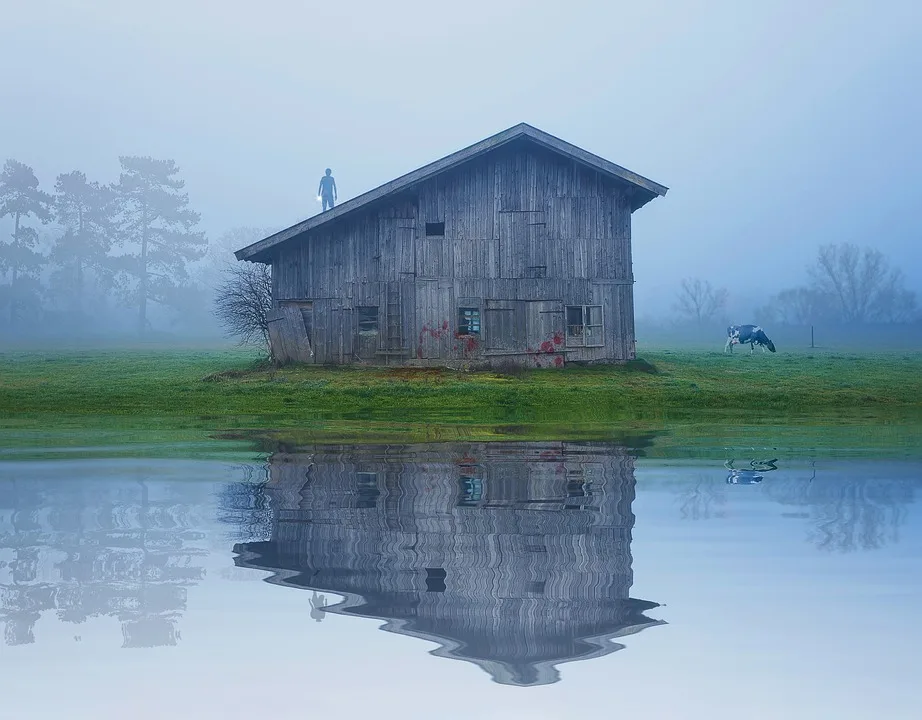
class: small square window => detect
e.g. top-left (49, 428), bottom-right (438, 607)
top-left (527, 265), bottom-right (547, 279)
top-left (426, 222), bottom-right (445, 236)
top-left (425, 568), bottom-right (447, 593)
top-left (357, 306), bottom-right (378, 333)
top-left (457, 307), bottom-right (481, 335)
top-left (458, 473), bottom-right (484, 506)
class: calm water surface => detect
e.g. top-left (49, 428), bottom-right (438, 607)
top-left (1, 438), bottom-right (920, 719)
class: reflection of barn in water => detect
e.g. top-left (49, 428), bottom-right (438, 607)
top-left (234, 442), bottom-right (665, 686)
top-left (0, 472), bottom-right (210, 647)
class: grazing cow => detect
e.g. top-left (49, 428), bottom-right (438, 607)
top-left (725, 324), bottom-right (776, 354)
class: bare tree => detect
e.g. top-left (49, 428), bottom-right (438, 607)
top-left (213, 261), bottom-right (273, 354)
top-left (761, 287), bottom-right (835, 325)
top-left (808, 243), bottom-right (917, 323)
top-left (673, 277), bottom-right (728, 325)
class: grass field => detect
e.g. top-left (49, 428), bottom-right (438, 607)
top-left (1, 347), bottom-right (920, 437)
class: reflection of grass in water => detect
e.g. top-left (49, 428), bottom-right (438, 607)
top-left (2, 421), bottom-right (920, 462)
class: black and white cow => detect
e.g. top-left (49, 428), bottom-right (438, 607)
top-left (725, 324), bottom-right (776, 354)
top-left (724, 458), bottom-right (778, 484)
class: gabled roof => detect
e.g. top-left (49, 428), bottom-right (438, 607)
top-left (235, 122), bottom-right (668, 262)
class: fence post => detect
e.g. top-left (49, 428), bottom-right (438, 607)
top-left (811, 325), bottom-right (815, 349)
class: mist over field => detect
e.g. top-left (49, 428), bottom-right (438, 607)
top-left (1, 0), bottom-right (920, 350)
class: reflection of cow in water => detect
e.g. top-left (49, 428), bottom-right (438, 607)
top-left (725, 324), bottom-right (776, 354)
top-left (725, 458), bottom-right (778, 485)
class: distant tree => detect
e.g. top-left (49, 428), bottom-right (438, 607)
top-left (191, 226), bottom-right (277, 292)
top-left (0, 159), bottom-right (53, 323)
top-left (50, 171), bottom-right (116, 313)
top-left (673, 277), bottom-right (728, 325)
top-left (213, 260), bottom-right (273, 355)
top-left (807, 243), bottom-right (917, 323)
top-left (112, 157), bottom-right (207, 335)
top-left (760, 287), bottom-right (836, 325)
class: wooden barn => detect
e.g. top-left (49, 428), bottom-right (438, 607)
top-left (235, 123), bottom-right (668, 367)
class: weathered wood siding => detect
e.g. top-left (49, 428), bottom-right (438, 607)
top-left (270, 140), bottom-right (637, 365)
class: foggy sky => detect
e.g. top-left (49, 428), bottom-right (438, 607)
top-left (2, 0), bottom-right (920, 318)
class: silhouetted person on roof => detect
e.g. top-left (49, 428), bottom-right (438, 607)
top-left (318, 168), bottom-right (337, 212)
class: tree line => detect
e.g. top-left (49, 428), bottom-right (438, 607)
top-left (0, 157), bottom-right (273, 341)
top-left (672, 243), bottom-right (919, 327)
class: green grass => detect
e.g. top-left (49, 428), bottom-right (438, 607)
top-left (1, 346), bottom-right (920, 428)
top-left (1, 346), bottom-right (920, 456)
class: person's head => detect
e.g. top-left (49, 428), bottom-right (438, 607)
top-left (325, 168), bottom-right (332, 176)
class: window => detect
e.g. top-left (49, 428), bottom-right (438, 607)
top-left (565, 305), bottom-right (603, 347)
top-left (425, 221), bottom-right (445, 236)
top-left (526, 265), bottom-right (547, 279)
top-left (357, 306), bottom-right (378, 333)
top-left (425, 568), bottom-right (447, 593)
top-left (458, 472), bottom-right (484, 507)
top-left (457, 307), bottom-right (481, 335)
top-left (354, 472), bottom-right (380, 509)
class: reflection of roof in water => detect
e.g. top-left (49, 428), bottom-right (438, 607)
top-left (233, 441), bottom-right (666, 686)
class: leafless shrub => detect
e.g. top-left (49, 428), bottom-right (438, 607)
top-left (213, 261), bottom-right (272, 354)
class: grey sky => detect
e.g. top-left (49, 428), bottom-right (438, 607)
top-left (3, 0), bottom-right (920, 317)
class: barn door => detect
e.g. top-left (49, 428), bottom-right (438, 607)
top-left (270, 301), bottom-right (314, 363)
top-left (484, 300), bottom-right (525, 352)
top-left (380, 218), bottom-right (416, 278)
top-left (415, 279), bottom-right (452, 359)
top-left (526, 301), bottom-right (565, 352)
top-left (329, 305), bottom-right (353, 364)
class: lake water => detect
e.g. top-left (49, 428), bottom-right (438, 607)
top-left (1, 435), bottom-right (921, 719)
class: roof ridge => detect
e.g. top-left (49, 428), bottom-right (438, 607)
top-left (236, 123), bottom-right (667, 262)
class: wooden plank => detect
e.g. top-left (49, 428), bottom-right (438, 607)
top-left (269, 303), bottom-right (314, 364)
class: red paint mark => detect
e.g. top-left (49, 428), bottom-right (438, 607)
top-left (418, 320), bottom-right (452, 358)
top-left (553, 333), bottom-right (563, 346)
top-left (540, 340), bottom-right (554, 353)
top-left (554, 356), bottom-right (564, 367)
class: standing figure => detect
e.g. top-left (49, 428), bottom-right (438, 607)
top-left (310, 590), bottom-right (327, 622)
top-left (318, 168), bottom-right (337, 212)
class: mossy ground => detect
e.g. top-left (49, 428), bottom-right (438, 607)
top-left (1, 346), bottom-right (920, 429)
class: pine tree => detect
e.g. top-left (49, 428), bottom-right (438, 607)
top-left (112, 157), bottom-right (207, 335)
top-left (51, 171), bottom-right (115, 314)
top-left (0, 159), bottom-right (53, 324)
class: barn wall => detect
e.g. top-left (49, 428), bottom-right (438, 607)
top-left (270, 141), bottom-right (637, 365)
